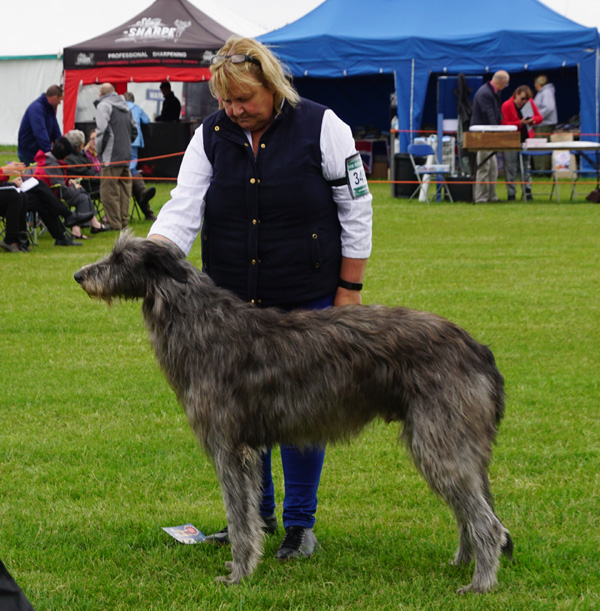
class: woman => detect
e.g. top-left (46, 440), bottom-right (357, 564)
top-left (501, 85), bottom-right (542, 201)
top-left (0, 162), bottom-right (28, 252)
top-left (149, 37), bottom-right (372, 560)
top-left (84, 129), bottom-right (101, 175)
top-left (34, 137), bottom-right (108, 239)
top-left (65, 129), bottom-right (101, 194)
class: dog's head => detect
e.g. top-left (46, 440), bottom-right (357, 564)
top-left (74, 229), bottom-right (188, 304)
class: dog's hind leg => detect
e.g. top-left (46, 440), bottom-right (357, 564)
top-left (405, 420), bottom-right (510, 594)
top-left (452, 515), bottom-right (475, 567)
top-left (210, 443), bottom-right (264, 585)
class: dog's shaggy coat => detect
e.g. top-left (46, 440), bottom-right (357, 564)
top-left (74, 231), bottom-right (512, 592)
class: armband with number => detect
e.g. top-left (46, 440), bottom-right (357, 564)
top-left (327, 153), bottom-right (370, 199)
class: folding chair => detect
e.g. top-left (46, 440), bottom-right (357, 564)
top-left (570, 150), bottom-right (600, 201)
top-left (519, 150), bottom-right (559, 202)
top-left (129, 197), bottom-right (144, 221)
top-left (407, 143), bottom-right (453, 204)
top-left (26, 210), bottom-right (45, 246)
top-left (79, 178), bottom-right (104, 221)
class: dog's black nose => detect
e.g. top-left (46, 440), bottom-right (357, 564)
top-left (74, 271), bottom-right (83, 284)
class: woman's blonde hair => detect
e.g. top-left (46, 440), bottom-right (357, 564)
top-left (209, 37), bottom-right (300, 113)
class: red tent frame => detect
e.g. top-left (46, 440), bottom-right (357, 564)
top-left (63, 66), bottom-right (213, 132)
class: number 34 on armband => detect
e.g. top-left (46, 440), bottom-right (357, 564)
top-left (345, 153), bottom-right (369, 199)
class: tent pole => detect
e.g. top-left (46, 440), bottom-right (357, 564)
top-left (410, 58), bottom-right (415, 146)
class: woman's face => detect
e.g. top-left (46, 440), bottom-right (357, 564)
top-left (221, 78), bottom-right (275, 134)
top-left (514, 92), bottom-right (529, 109)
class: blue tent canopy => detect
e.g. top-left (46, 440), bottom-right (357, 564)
top-left (260, 0), bottom-right (600, 152)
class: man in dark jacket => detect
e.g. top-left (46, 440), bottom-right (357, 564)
top-left (155, 81), bottom-right (181, 121)
top-left (471, 70), bottom-right (509, 203)
top-left (94, 83), bottom-right (138, 230)
top-left (17, 85), bottom-right (63, 166)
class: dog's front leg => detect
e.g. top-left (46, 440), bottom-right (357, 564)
top-left (211, 443), bottom-right (264, 585)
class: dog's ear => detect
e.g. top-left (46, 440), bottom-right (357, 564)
top-left (144, 240), bottom-right (188, 284)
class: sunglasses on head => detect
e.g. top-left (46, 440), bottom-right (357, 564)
top-left (210, 54), bottom-right (261, 68)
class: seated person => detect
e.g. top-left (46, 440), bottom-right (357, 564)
top-left (65, 129), bottom-right (101, 193)
top-left (17, 176), bottom-right (83, 246)
top-left (84, 129), bottom-right (101, 174)
top-left (33, 137), bottom-right (109, 239)
top-left (0, 162), bottom-right (28, 252)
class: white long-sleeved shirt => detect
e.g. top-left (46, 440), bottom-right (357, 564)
top-left (149, 108), bottom-right (373, 259)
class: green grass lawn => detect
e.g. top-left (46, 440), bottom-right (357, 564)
top-left (1, 180), bottom-right (599, 610)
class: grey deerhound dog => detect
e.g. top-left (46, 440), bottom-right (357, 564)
top-left (74, 231), bottom-right (512, 593)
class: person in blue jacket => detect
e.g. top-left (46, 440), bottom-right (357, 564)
top-left (123, 91), bottom-right (156, 220)
top-left (17, 85), bottom-right (63, 166)
top-left (149, 36), bottom-right (372, 561)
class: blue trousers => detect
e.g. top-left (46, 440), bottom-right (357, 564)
top-left (258, 293), bottom-right (334, 529)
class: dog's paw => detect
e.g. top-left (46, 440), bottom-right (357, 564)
top-left (214, 561), bottom-right (244, 585)
top-left (456, 582), bottom-right (493, 594)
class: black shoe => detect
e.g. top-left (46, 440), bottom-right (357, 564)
top-left (507, 194), bottom-right (516, 201)
top-left (139, 186), bottom-right (156, 209)
top-left (204, 514), bottom-right (278, 546)
top-left (139, 187), bottom-right (157, 220)
top-left (65, 211), bottom-right (95, 227)
top-left (275, 526), bottom-right (318, 560)
top-left (1, 240), bottom-right (22, 253)
top-left (91, 224), bottom-right (111, 234)
top-left (55, 238), bottom-right (83, 246)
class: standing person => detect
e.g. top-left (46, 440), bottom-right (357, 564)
top-left (94, 84), bottom-right (138, 230)
top-left (155, 81), bottom-right (181, 121)
top-left (17, 85), bottom-right (63, 166)
top-left (532, 75), bottom-right (557, 172)
top-left (471, 70), bottom-right (510, 203)
top-left (123, 92), bottom-right (156, 220)
top-left (148, 37), bottom-right (372, 560)
top-left (501, 86), bottom-right (543, 201)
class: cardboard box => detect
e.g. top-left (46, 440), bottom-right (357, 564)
top-left (550, 133), bottom-right (576, 179)
top-left (369, 161), bottom-right (389, 179)
top-left (463, 131), bottom-right (521, 150)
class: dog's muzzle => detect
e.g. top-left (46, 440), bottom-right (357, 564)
top-left (74, 271), bottom-right (84, 285)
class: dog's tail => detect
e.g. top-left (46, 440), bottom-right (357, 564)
top-left (501, 532), bottom-right (514, 561)
top-left (476, 341), bottom-right (506, 428)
